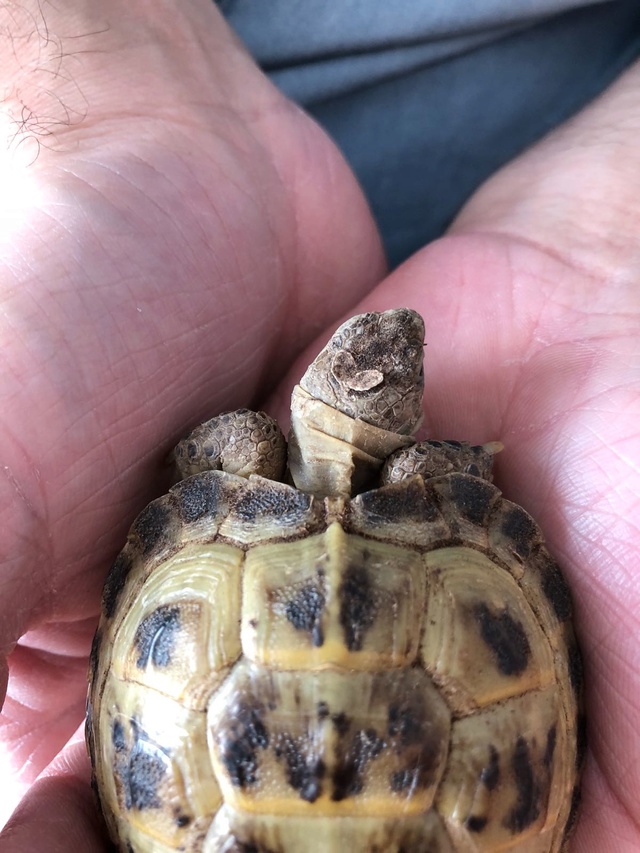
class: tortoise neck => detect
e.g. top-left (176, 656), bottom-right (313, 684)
top-left (288, 385), bottom-right (414, 499)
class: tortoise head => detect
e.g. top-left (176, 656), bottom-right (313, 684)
top-left (299, 308), bottom-right (425, 436)
top-left (289, 309), bottom-right (426, 498)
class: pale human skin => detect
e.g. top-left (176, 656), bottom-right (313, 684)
top-left (0, 2), bottom-right (638, 850)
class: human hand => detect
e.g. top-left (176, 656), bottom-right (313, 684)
top-left (0, 1), bottom-right (384, 848)
top-left (267, 57), bottom-right (640, 853)
top-left (440, 68), bottom-right (640, 849)
top-left (278, 64), bottom-right (637, 851)
top-left (2, 4), bottom-right (639, 851)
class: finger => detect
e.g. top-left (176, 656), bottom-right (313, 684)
top-left (572, 755), bottom-right (640, 853)
top-left (264, 221), bottom-right (639, 846)
top-left (451, 58), bottom-right (640, 280)
top-left (0, 620), bottom-right (93, 794)
top-left (447, 55), bottom-right (640, 838)
top-left (0, 738), bottom-right (106, 852)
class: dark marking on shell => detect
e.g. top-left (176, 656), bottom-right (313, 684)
top-left (538, 553), bottom-right (572, 621)
top-left (389, 768), bottom-right (420, 792)
top-left (132, 500), bottom-right (172, 555)
top-left (544, 725), bottom-right (557, 769)
top-left (563, 784), bottom-right (582, 844)
top-left (568, 640), bottom-right (584, 700)
top-left (127, 748), bottom-right (167, 811)
top-left (89, 773), bottom-right (101, 810)
top-left (474, 604), bottom-right (531, 676)
top-left (505, 736), bottom-right (540, 833)
top-left (112, 719), bottom-right (127, 753)
top-left (172, 473), bottom-right (222, 523)
top-left (331, 712), bottom-right (351, 737)
top-left (234, 483), bottom-right (311, 525)
top-left (388, 702), bottom-right (423, 745)
top-left (466, 815), bottom-right (488, 833)
top-left (501, 506), bottom-right (538, 559)
top-left (317, 701), bottom-right (330, 720)
top-left (284, 582), bottom-right (325, 647)
top-left (220, 701), bottom-right (269, 788)
top-left (447, 474), bottom-right (496, 525)
top-left (88, 629), bottom-right (102, 677)
top-left (576, 712), bottom-right (588, 770)
top-left (331, 728), bottom-right (385, 801)
top-left (273, 733), bottom-right (325, 803)
top-left (481, 745), bottom-right (500, 790)
top-left (357, 478), bottom-right (436, 523)
top-left (119, 737), bottom-right (167, 811)
top-left (338, 562), bottom-right (377, 651)
top-left (134, 605), bottom-right (181, 669)
top-left (387, 695), bottom-right (444, 790)
top-left (85, 701), bottom-right (95, 769)
top-left (102, 551), bottom-right (133, 619)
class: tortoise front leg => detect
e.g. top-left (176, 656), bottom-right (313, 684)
top-left (382, 439), bottom-right (504, 484)
top-left (173, 410), bottom-right (286, 482)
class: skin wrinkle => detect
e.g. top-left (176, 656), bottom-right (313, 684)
top-left (483, 224), bottom-right (616, 301)
top-left (562, 486), bottom-right (634, 556)
top-left (1, 772), bottom-right (101, 848)
top-left (561, 432), bottom-right (638, 515)
top-left (585, 754), bottom-right (640, 851)
top-left (65, 140), bottom-right (288, 331)
top-left (589, 584), bottom-right (640, 658)
top-left (86, 148), bottom-right (293, 375)
top-left (518, 281), bottom-right (617, 359)
top-left (267, 111), bottom-right (376, 352)
top-left (453, 136), bottom-right (640, 286)
top-left (592, 636), bottom-right (640, 702)
top-left (27, 166), bottom-right (270, 442)
top-left (0, 425), bottom-right (53, 638)
top-left (20, 616), bottom-right (99, 657)
top-left (571, 586), bottom-right (640, 828)
top-left (1, 646), bottom-right (88, 789)
top-left (2, 700), bottom-right (79, 771)
top-left (590, 701), bottom-right (640, 817)
top-left (90, 151), bottom-right (215, 249)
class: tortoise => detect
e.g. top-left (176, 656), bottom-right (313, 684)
top-left (86, 308), bottom-right (584, 852)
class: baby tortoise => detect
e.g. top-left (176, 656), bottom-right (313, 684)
top-left (86, 308), bottom-right (584, 852)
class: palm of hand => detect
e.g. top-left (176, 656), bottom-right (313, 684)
top-left (1, 5), bottom-right (639, 852)
top-left (0, 3), bottom-right (384, 841)
top-left (383, 236), bottom-right (639, 853)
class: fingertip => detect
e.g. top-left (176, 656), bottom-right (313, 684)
top-left (0, 760), bottom-right (107, 852)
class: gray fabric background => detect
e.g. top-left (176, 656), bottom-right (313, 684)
top-left (219, 1), bottom-right (640, 265)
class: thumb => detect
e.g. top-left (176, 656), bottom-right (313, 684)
top-left (0, 738), bottom-right (105, 852)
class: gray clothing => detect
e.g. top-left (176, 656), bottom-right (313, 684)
top-left (219, 1), bottom-right (640, 265)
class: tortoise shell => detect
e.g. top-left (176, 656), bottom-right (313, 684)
top-left (86, 310), bottom-right (583, 852)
